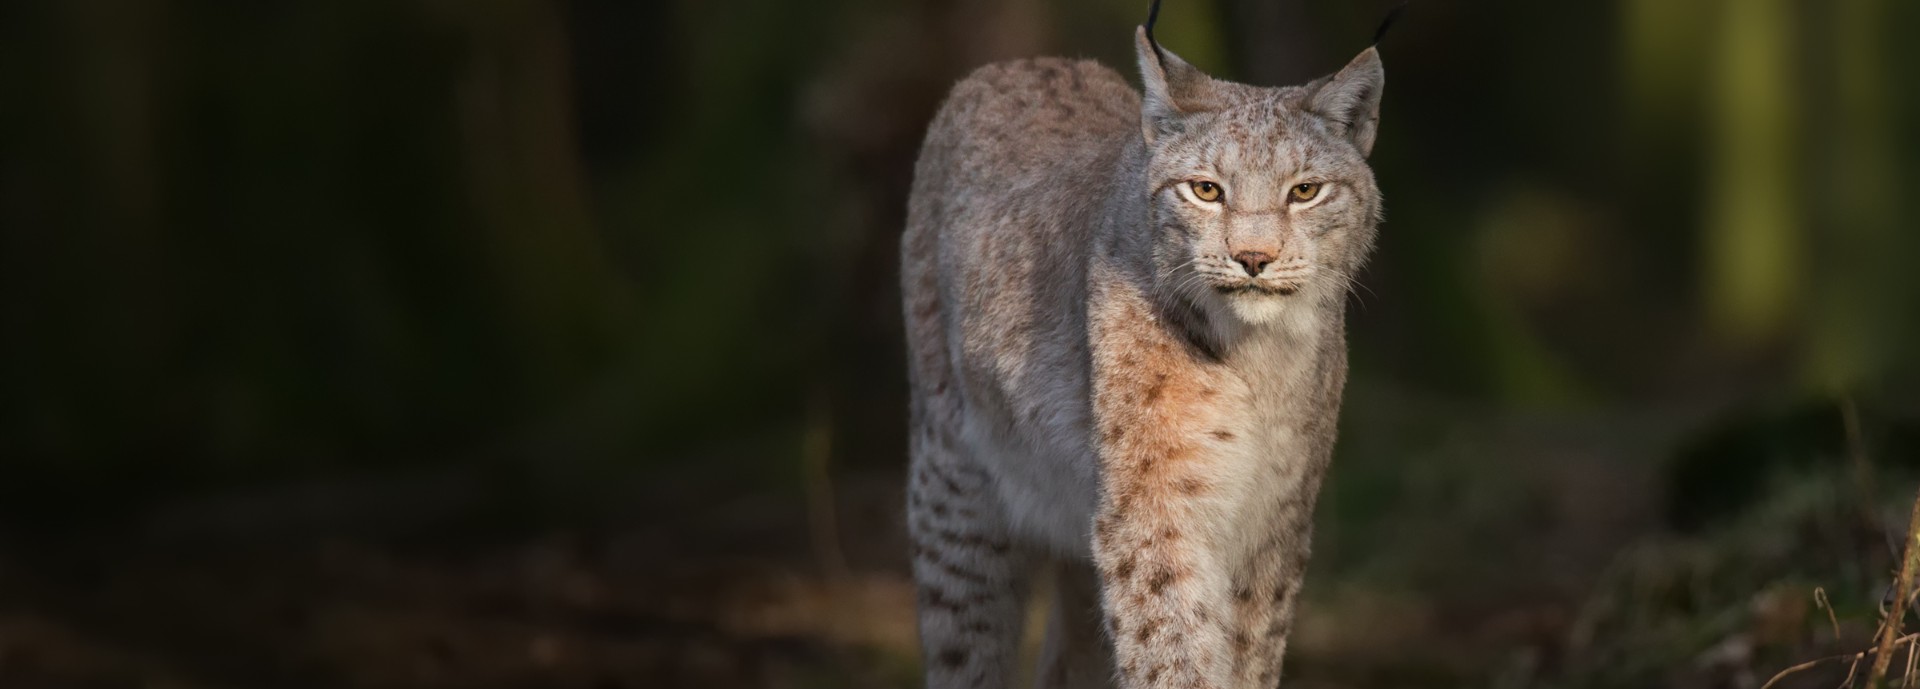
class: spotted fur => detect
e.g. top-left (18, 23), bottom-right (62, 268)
top-left (901, 25), bottom-right (1386, 689)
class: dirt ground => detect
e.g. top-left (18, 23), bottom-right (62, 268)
top-left (0, 442), bottom-right (1903, 689)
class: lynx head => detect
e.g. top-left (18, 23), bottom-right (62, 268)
top-left (1136, 11), bottom-right (1387, 329)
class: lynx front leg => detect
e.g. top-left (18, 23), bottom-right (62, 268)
top-left (1233, 354), bottom-right (1343, 688)
top-left (1088, 362), bottom-right (1244, 686)
top-left (908, 430), bottom-right (1034, 689)
top-left (1227, 525), bottom-right (1315, 688)
top-left (1086, 271), bottom-right (1253, 689)
top-left (1092, 478), bottom-right (1236, 689)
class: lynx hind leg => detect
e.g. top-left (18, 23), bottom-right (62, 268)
top-left (908, 429), bottom-right (1034, 689)
top-left (1035, 560), bottom-right (1118, 689)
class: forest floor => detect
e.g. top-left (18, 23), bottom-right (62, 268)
top-left (0, 397), bottom-right (1909, 688)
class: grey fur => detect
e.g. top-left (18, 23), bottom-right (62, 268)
top-left (902, 26), bottom-right (1386, 689)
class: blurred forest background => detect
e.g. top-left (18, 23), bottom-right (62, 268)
top-left (2, 0), bottom-right (1918, 687)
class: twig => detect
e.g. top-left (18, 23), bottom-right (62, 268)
top-left (1762, 634), bottom-right (1920, 689)
top-left (801, 391), bottom-right (850, 582)
top-left (801, 390), bottom-right (864, 671)
top-left (1870, 489), bottom-right (1920, 688)
top-left (1844, 397), bottom-right (1872, 508)
top-left (1904, 638), bottom-right (1916, 688)
top-left (1821, 587), bottom-right (1843, 641)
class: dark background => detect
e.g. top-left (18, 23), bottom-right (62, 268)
top-left (2, 0), bottom-right (1917, 687)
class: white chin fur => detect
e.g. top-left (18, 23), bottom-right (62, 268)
top-left (1227, 293), bottom-right (1289, 324)
top-left (1224, 290), bottom-right (1324, 340)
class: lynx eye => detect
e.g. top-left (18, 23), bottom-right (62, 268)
top-left (1289, 183), bottom-right (1323, 203)
top-left (1189, 181), bottom-right (1223, 203)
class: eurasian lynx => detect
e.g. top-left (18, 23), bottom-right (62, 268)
top-left (900, 3), bottom-right (1388, 687)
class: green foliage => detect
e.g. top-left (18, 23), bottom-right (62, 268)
top-left (2, 0), bottom-right (1915, 520)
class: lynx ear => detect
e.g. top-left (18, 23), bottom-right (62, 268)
top-left (1308, 47), bottom-right (1385, 156)
top-left (1134, 26), bottom-right (1222, 144)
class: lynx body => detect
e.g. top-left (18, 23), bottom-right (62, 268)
top-left (901, 18), bottom-right (1387, 689)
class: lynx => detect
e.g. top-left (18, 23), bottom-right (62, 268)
top-left (900, 3), bottom-right (1390, 687)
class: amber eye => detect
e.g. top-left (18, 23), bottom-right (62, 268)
top-left (1289, 183), bottom-right (1323, 203)
top-left (1189, 181), bottom-right (1223, 203)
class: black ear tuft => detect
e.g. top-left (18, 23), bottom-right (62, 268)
top-left (1145, 0), bottom-right (1165, 58)
top-left (1372, 1), bottom-right (1407, 46)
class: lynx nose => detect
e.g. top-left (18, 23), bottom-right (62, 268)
top-left (1232, 251), bottom-right (1276, 277)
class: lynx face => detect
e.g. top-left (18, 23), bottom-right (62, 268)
top-left (1148, 108), bottom-right (1379, 325)
top-left (1136, 34), bottom-right (1385, 327)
